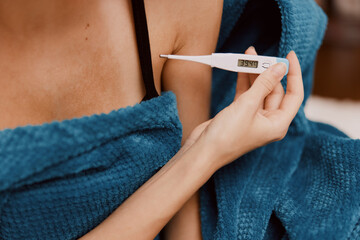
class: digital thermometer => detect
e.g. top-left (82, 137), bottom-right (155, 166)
top-left (160, 53), bottom-right (289, 75)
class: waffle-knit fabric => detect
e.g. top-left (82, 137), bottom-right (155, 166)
top-left (0, 92), bottom-right (183, 239)
top-left (0, 0), bottom-right (359, 239)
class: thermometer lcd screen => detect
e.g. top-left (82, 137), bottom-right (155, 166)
top-left (238, 59), bottom-right (258, 68)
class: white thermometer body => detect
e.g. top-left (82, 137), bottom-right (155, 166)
top-left (160, 53), bottom-right (289, 75)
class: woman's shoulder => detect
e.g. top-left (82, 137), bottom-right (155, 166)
top-left (147, 0), bottom-right (223, 55)
top-left (178, 0), bottom-right (223, 48)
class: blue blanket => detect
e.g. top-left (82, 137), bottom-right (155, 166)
top-left (0, 0), bottom-right (359, 239)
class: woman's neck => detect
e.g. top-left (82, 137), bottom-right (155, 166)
top-left (0, 0), bottom-right (106, 38)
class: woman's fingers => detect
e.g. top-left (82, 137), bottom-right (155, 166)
top-left (264, 82), bottom-right (285, 111)
top-left (234, 71), bottom-right (250, 100)
top-left (246, 47), bottom-right (259, 85)
top-left (279, 51), bottom-right (304, 122)
top-left (245, 47), bottom-right (262, 107)
top-left (247, 48), bottom-right (259, 88)
top-left (246, 62), bottom-right (287, 107)
top-left (234, 46), bottom-right (256, 100)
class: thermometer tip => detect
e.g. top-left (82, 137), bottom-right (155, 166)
top-left (160, 54), bottom-right (168, 58)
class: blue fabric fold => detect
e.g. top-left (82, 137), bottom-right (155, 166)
top-left (0, 92), bottom-right (183, 239)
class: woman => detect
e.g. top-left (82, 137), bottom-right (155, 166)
top-left (0, 0), bottom-right (303, 239)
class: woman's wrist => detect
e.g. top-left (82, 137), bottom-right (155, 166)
top-left (187, 135), bottom-right (224, 176)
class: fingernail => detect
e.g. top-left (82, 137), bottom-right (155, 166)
top-left (248, 46), bottom-right (257, 53)
top-left (272, 62), bottom-right (287, 77)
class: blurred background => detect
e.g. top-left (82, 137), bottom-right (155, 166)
top-left (304, 0), bottom-right (360, 138)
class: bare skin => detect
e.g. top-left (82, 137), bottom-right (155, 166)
top-left (0, 0), bottom-right (222, 238)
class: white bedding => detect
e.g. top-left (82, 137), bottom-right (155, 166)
top-left (305, 96), bottom-right (360, 139)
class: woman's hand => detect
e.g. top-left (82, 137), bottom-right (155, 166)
top-left (186, 47), bottom-right (304, 170)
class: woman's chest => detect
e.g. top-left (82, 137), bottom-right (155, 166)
top-left (0, 0), bottom-right (175, 130)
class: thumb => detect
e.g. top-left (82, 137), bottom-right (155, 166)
top-left (247, 62), bottom-right (287, 104)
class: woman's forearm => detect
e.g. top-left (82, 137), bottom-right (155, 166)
top-left (80, 138), bottom-right (217, 240)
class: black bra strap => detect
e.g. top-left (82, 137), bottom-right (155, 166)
top-left (131, 0), bottom-right (159, 101)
